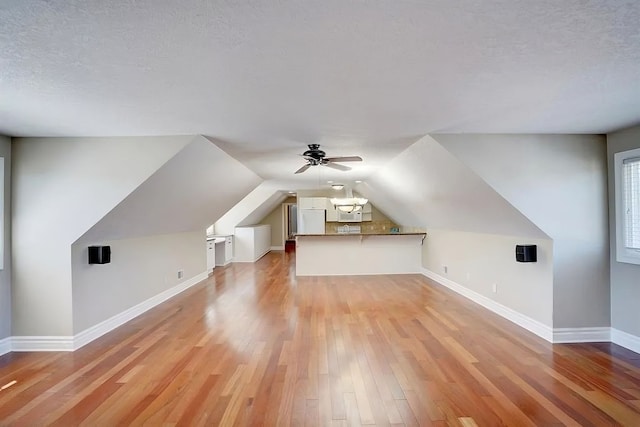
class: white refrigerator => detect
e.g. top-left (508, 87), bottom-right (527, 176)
top-left (298, 209), bottom-right (326, 234)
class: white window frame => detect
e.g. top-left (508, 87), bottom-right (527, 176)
top-left (614, 147), bottom-right (640, 264)
top-left (0, 158), bottom-right (3, 270)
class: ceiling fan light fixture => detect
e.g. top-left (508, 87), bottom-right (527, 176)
top-left (337, 205), bottom-right (356, 213)
top-left (294, 144), bottom-right (363, 174)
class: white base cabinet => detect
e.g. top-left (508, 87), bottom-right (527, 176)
top-left (234, 225), bottom-right (272, 262)
top-left (206, 239), bottom-right (216, 273)
top-left (214, 235), bottom-right (233, 266)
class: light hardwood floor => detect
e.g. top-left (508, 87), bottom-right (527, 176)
top-left (1, 250), bottom-right (639, 426)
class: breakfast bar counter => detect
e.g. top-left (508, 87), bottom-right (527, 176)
top-left (295, 232), bottom-right (426, 276)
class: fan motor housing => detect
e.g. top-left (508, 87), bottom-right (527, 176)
top-left (303, 144), bottom-right (325, 159)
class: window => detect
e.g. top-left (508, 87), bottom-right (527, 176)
top-left (615, 147), bottom-right (640, 264)
top-left (0, 158), bottom-right (3, 270)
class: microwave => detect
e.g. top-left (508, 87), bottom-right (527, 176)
top-left (338, 210), bottom-right (362, 222)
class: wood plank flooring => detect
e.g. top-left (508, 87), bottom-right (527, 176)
top-left (1, 250), bottom-right (640, 425)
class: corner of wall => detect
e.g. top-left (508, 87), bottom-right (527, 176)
top-left (0, 136), bottom-right (10, 341)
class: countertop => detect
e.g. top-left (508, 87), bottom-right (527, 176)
top-left (295, 232), bottom-right (426, 237)
top-left (206, 235), bottom-right (228, 243)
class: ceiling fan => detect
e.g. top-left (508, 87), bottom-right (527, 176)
top-left (294, 144), bottom-right (363, 174)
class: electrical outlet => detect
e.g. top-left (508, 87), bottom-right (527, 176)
top-left (177, 270), bottom-right (184, 279)
top-left (443, 265), bottom-right (448, 274)
top-left (492, 283), bottom-right (498, 293)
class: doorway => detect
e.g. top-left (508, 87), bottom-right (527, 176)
top-left (283, 203), bottom-right (297, 251)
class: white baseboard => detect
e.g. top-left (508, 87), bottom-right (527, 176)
top-left (7, 271), bottom-right (208, 353)
top-left (270, 246), bottom-right (285, 251)
top-left (421, 268), bottom-right (554, 342)
top-left (235, 249), bottom-right (272, 263)
top-left (611, 328), bottom-right (640, 354)
top-left (11, 336), bottom-right (74, 352)
top-left (0, 337), bottom-right (11, 356)
top-left (553, 327), bottom-right (611, 343)
top-left (420, 268), bottom-right (640, 352)
top-left (73, 271), bottom-right (208, 350)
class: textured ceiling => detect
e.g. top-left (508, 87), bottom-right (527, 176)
top-left (1, 0), bottom-right (639, 182)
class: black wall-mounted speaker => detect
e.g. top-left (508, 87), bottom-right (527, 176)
top-left (88, 246), bottom-right (111, 264)
top-left (515, 245), bottom-right (537, 263)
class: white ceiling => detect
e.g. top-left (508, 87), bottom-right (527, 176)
top-left (2, 0), bottom-right (639, 183)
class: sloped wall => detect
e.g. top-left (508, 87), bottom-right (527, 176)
top-left (71, 136), bottom-right (262, 334)
top-left (214, 182), bottom-right (287, 235)
top-left (12, 135), bottom-right (194, 336)
top-left (360, 136), bottom-right (547, 237)
top-left (607, 125), bottom-right (640, 338)
top-left (434, 134), bottom-right (609, 329)
top-left (355, 181), bottom-right (422, 229)
top-left (0, 136), bottom-right (11, 341)
top-left (78, 136), bottom-right (262, 242)
top-left (361, 135), bottom-right (554, 329)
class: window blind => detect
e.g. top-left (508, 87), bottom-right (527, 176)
top-left (623, 157), bottom-right (640, 249)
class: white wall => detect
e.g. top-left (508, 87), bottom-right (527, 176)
top-left (296, 234), bottom-right (423, 276)
top-left (71, 231), bottom-right (205, 333)
top-left (0, 136), bottom-right (11, 340)
top-left (435, 134), bottom-right (609, 329)
top-left (11, 135), bottom-right (193, 336)
top-left (422, 229), bottom-right (553, 327)
top-left (12, 135), bottom-right (261, 337)
top-left (607, 125), bottom-right (640, 338)
top-left (360, 136), bottom-right (547, 237)
top-left (357, 136), bottom-right (553, 328)
top-left (79, 136), bottom-right (262, 242)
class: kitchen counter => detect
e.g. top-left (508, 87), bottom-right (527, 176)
top-left (296, 232), bottom-right (426, 237)
top-left (295, 233), bottom-right (426, 276)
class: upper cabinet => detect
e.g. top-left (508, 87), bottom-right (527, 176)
top-left (299, 197), bottom-right (373, 222)
top-left (298, 197), bottom-right (327, 210)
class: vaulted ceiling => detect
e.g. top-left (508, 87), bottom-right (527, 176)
top-left (1, 0), bottom-right (639, 184)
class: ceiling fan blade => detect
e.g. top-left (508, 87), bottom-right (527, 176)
top-left (294, 164), bottom-right (311, 174)
top-left (324, 156), bottom-right (363, 162)
top-left (324, 162), bottom-right (351, 171)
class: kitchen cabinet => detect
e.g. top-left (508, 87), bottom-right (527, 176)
top-left (206, 239), bottom-right (216, 273)
top-left (298, 197), bottom-right (327, 209)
